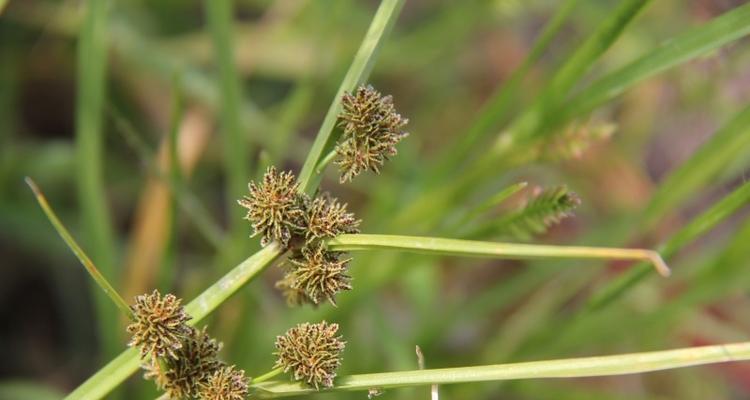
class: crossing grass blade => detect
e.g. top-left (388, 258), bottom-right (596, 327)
top-left (554, 2), bottom-right (750, 127)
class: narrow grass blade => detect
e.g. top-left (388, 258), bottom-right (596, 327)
top-left (439, 0), bottom-right (581, 169)
top-left (297, 0), bottom-right (405, 193)
top-left (64, 243), bottom-right (284, 400)
top-left (25, 178), bottom-right (133, 320)
top-left (498, 0), bottom-right (652, 148)
top-left (205, 0), bottom-right (250, 228)
top-left (326, 234), bottom-right (669, 276)
top-left (586, 179), bottom-right (750, 311)
top-left (252, 341), bottom-right (750, 397)
top-left (643, 104), bottom-right (750, 227)
top-left (555, 2), bottom-right (750, 126)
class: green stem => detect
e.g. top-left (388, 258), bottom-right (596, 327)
top-left (251, 341), bottom-right (750, 397)
top-left (315, 149), bottom-right (338, 174)
top-left (25, 178), bottom-right (134, 320)
top-left (326, 234), bottom-right (669, 277)
top-left (253, 367), bottom-right (284, 384)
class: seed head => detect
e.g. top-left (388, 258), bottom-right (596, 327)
top-left (304, 195), bottom-right (360, 242)
top-left (336, 85), bottom-right (408, 183)
top-left (238, 166), bottom-right (307, 247)
top-left (144, 326), bottom-right (224, 399)
top-left (274, 321), bottom-right (345, 389)
top-left (197, 365), bottom-right (250, 400)
top-left (127, 290), bottom-right (192, 360)
top-left (286, 244), bottom-right (352, 306)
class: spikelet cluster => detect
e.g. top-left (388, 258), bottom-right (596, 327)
top-left (127, 291), bottom-right (251, 400)
top-left (143, 327), bottom-right (224, 399)
top-left (237, 166), bottom-right (307, 247)
top-left (336, 85), bottom-right (408, 183)
top-left (283, 243), bottom-right (353, 306)
top-left (197, 365), bottom-right (250, 400)
top-left (274, 321), bottom-right (345, 389)
top-left (304, 195), bottom-right (361, 243)
top-left (127, 290), bottom-right (192, 360)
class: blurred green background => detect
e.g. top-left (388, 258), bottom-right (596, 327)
top-left (1, 0), bottom-right (750, 399)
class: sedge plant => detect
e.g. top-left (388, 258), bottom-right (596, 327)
top-left (14, 0), bottom-right (750, 399)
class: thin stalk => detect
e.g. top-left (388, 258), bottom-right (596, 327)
top-left (251, 341), bottom-right (750, 397)
top-left (326, 234), bottom-right (669, 277)
top-left (25, 178), bottom-right (133, 320)
top-left (297, 0), bottom-right (405, 194)
top-left (253, 367), bottom-right (284, 384)
top-left (315, 149), bottom-right (338, 174)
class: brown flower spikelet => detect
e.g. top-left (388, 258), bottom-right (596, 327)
top-left (238, 166), bottom-right (307, 247)
top-left (286, 244), bottom-right (352, 306)
top-left (144, 326), bottom-right (224, 399)
top-left (274, 321), bottom-right (345, 389)
top-left (336, 85), bottom-right (408, 183)
top-left (304, 194), bottom-right (360, 242)
top-left (127, 290), bottom-right (192, 360)
top-left (197, 365), bottom-right (250, 400)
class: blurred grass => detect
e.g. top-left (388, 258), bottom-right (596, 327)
top-left (73, 0), bottom-right (121, 378)
top-left (2, 1), bottom-right (750, 399)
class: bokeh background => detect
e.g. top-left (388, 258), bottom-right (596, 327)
top-left (1, 0), bottom-right (750, 399)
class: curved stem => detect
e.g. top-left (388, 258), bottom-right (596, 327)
top-left (326, 234), bottom-right (670, 277)
top-left (26, 178), bottom-right (134, 320)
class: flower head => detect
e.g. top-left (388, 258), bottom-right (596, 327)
top-left (336, 85), bottom-right (408, 183)
top-left (127, 290), bottom-right (192, 360)
top-left (143, 326), bottom-right (224, 399)
top-left (238, 166), bottom-right (308, 247)
top-left (286, 244), bottom-right (352, 306)
top-left (304, 195), bottom-right (360, 242)
top-left (197, 365), bottom-right (250, 400)
top-left (274, 321), bottom-right (345, 389)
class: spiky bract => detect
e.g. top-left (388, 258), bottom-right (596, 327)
top-left (274, 321), bottom-right (345, 389)
top-left (336, 85), bottom-right (408, 183)
top-left (127, 290), bottom-right (192, 360)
